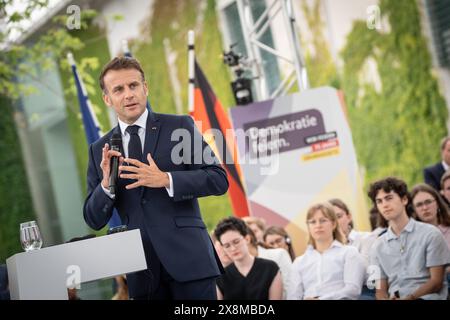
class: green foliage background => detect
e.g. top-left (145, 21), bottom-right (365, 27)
top-left (340, 0), bottom-right (448, 188)
top-left (0, 99), bottom-right (35, 263)
top-left (299, 0), bottom-right (447, 190)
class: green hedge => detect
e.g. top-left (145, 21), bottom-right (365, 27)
top-left (341, 0), bottom-right (448, 188)
top-left (0, 99), bottom-right (35, 263)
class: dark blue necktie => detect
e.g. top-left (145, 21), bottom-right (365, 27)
top-left (126, 125), bottom-right (142, 161)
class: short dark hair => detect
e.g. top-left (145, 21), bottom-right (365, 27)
top-left (99, 56), bottom-right (145, 92)
top-left (368, 177), bottom-right (410, 204)
top-left (367, 177), bottom-right (413, 227)
top-left (214, 217), bottom-right (249, 243)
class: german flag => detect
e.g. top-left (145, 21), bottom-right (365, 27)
top-left (191, 60), bottom-right (250, 217)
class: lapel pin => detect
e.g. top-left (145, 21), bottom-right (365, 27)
top-left (152, 127), bottom-right (157, 130)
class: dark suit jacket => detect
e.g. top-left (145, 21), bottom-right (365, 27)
top-left (83, 112), bottom-right (228, 296)
top-left (0, 265), bottom-right (9, 300)
top-left (423, 162), bottom-right (445, 191)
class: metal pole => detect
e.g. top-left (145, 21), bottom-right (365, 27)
top-left (282, 0), bottom-right (309, 90)
top-left (235, 0), bottom-right (265, 100)
top-left (188, 30), bottom-right (195, 114)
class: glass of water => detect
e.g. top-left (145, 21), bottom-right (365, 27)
top-left (20, 221), bottom-right (43, 252)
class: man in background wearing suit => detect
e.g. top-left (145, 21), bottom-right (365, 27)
top-left (424, 136), bottom-right (450, 191)
top-left (83, 57), bottom-right (229, 299)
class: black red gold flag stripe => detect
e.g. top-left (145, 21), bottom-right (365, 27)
top-left (191, 60), bottom-right (250, 217)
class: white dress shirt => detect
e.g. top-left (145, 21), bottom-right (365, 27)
top-left (348, 230), bottom-right (371, 263)
top-left (287, 240), bottom-right (365, 300)
top-left (102, 109), bottom-right (174, 198)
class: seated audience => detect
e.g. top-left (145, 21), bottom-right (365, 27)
top-left (368, 177), bottom-right (450, 300)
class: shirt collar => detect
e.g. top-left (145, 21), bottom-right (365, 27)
top-left (306, 240), bottom-right (344, 252)
top-left (118, 108), bottom-right (148, 135)
top-left (386, 218), bottom-right (415, 241)
top-left (442, 161), bottom-right (449, 171)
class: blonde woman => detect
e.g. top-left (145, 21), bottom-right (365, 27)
top-left (242, 216), bottom-right (267, 245)
top-left (287, 203), bottom-right (365, 300)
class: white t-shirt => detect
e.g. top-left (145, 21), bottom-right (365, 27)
top-left (257, 246), bottom-right (292, 299)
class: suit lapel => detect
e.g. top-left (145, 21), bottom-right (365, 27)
top-left (439, 163), bottom-right (445, 176)
top-left (143, 112), bottom-right (161, 163)
top-left (141, 112), bottom-right (161, 197)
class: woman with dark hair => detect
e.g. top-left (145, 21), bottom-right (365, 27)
top-left (263, 226), bottom-right (296, 261)
top-left (411, 183), bottom-right (450, 230)
top-left (214, 217), bottom-right (283, 300)
top-left (411, 183), bottom-right (450, 274)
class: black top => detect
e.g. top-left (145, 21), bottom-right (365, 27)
top-left (216, 257), bottom-right (279, 300)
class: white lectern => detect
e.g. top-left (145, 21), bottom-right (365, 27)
top-left (6, 229), bottom-right (147, 300)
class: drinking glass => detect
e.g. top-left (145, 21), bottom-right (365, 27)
top-left (20, 221), bottom-right (43, 252)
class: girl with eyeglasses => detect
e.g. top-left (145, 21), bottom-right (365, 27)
top-left (411, 183), bottom-right (450, 274)
top-left (263, 226), bottom-right (296, 261)
top-left (214, 217), bottom-right (283, 300)
top-left (287, 203), bottom-right (365, 300)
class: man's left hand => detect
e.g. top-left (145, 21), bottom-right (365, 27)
top-left (119, 153), bottom-right (170, 189)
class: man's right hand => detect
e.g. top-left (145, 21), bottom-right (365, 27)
top-left (100, 143), bottom-right (123, 189)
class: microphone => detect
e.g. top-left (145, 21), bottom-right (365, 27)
top-left (109, 133), bottom-right (122, 195)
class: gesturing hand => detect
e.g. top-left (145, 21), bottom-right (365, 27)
top-left (119, 153), bottom-right (170, 189)
top-left (100, 143), bottom-right (124, 189)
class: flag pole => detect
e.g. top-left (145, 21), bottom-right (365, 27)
top-left (67, 52), bottom-right (103, 138)
top-left (68, 52), bottom-right (122, 228)
top-left (188, 30), bottom-right (195, 115)
top-left (122, 39), bottom-right (131, 57)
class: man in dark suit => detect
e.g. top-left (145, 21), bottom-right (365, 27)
top-left (424, 136), bottom-right (450, 191)
top-left (83, 57), bottom-right (228, 299)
